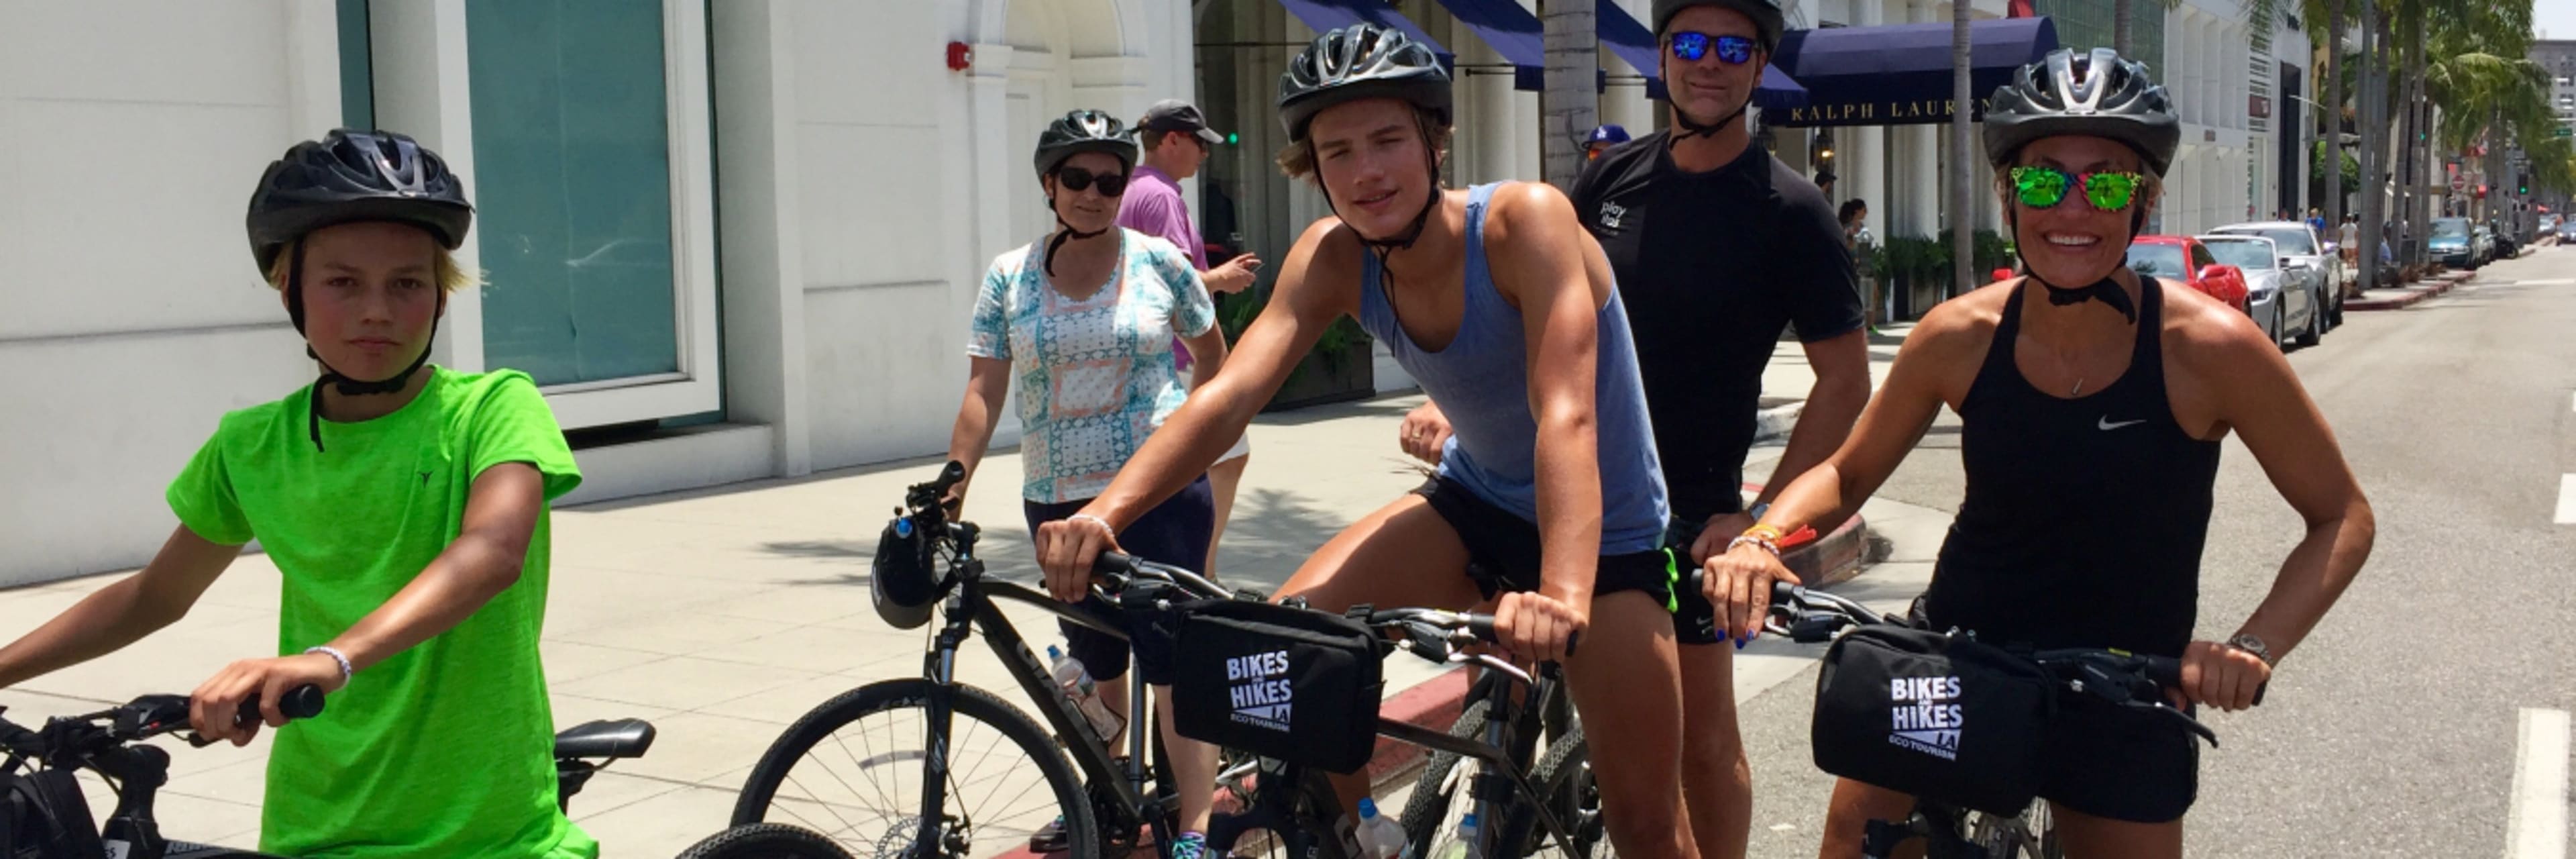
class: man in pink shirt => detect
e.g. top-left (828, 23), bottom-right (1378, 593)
top-left (1121, 99), bottom-right (1259, 574)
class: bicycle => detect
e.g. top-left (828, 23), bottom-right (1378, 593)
top-left (0, 685), bottom-right (655, 858)
top-left (1733, 574), bottom-right (2251, 859)
top-left (727, 462), bottom-right (1232, 856)
top-left (1392, 634), bottom-right (1593, 856)
top-left (674, 823), bottom-right (855, 858)
top-left (1096, 552), bottom-right (1605, 859)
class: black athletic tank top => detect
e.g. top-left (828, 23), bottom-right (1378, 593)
top-left (1921, 279), bottom-right (2221, 657)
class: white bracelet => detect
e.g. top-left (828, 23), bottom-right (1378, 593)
top-left (304, 646), bottom-right (353, 680)
top-left (1066, 513), bottom-right (1116, 541)
top-left (1726, 534), bottom-right (1782, 558)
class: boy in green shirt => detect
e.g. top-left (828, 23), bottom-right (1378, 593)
top-left (0, 130), bottom-right (594, 858)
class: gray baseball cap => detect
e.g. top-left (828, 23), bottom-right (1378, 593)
top-left (1136, 99), bottom-right (1226, 146)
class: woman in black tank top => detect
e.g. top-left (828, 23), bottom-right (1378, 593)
top-left (1691, 49), bottom-right (2375, 857)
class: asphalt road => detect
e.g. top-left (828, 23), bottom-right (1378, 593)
top-left (1735, 247), bottom-right (2576, 858)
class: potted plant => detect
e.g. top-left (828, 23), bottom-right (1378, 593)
top-left (1211, 284), bottom-right (1377, 412)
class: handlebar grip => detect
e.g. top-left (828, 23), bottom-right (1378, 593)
top-left (1771, 580), bottom-right (1800, 606)
top-left (235, 685), bottom-right (327, 725)
top-left (1093, 552), bottom-right (1136, 576)
top-left (2139, 656), bottom-right (2267, 707)
top-left (1464, 613), bottom-right (1498, 644)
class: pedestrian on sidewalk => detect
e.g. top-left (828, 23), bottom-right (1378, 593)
top-left (1122, 98), bottom-right (1262, 575)
top-left (1702, 48), bottom-right (2373, 858)
top-left (0, 130), bottom-right (596, 858)
top-left (1398, 2), bottom-right (1868, 855)
top-left (941, 109), bottom-right (1228, 858)
top-left (1036, 23), bottom-right (1703, 857)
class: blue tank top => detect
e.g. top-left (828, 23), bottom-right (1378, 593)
top-left (1358, 183), bottom-right (1670, 554)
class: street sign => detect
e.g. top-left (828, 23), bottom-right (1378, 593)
top-left (2558, 126), bottom-right (2574, 138)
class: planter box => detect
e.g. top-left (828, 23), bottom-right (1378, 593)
top-left (1265, 336), bottom-right (1377, 412)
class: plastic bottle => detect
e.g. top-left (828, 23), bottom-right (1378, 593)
top-left (1352, 797), bottom-right (1405, 858)
top-left (1428, 813), bottom-right (1481, 859)
top-left (1044, 645), bottom-right (1123, 741)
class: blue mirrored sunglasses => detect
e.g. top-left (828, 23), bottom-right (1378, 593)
top-left (1668, 31), bottom-right (1756, 64)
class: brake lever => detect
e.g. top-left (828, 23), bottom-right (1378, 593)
top-left (2124, 699), bottom-right (2220, 748)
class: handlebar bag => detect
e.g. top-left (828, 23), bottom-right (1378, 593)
top-left (1811, 624), bottom-right (2054, 816)
top-left (1171, 598), bottom-right (1382, 773)
top-left (0, 768), bottom-right (107, 859)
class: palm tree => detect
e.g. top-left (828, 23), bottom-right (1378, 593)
top-left (1540, 1), bottom-right (1597, 192)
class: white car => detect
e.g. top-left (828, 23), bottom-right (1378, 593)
top-left (2209, 221), bottom-right (2341, 334)
top-left (2200, 234), bottom-right (2320, 348)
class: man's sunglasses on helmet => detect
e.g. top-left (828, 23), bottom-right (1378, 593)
top-left (2009, 166), bottom-right (2145, 212)
top-left (1055, 166), bottom-right (1128, 197)
top-left (1668, 31), bottom-right (1756, 65)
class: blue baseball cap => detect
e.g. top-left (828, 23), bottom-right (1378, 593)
top-left (1587, 124), bottom-right (1631, 146)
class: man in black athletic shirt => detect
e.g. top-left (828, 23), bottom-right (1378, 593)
top-left (1395, 2), bottom-right (1870, 856)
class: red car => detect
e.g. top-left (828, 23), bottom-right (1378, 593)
top-left (2125, 235), bottom-right (2249, 313)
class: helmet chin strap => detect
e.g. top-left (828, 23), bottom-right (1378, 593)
top-left (1671, 99), bottom-right (1750, 141)
top-left (2006, 207), bottom-right (2143, 325)
top-left (1043, 201), bottom-right (1112, 278)
top-left (285, 240), bottom-right (439, 452)
top-left (1324, 134), bottom-right (1444, 316)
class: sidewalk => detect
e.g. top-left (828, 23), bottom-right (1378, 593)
top-left (0, 336), bottom-right (1905, 854)
top-left (2349, 268), bottom-right (2477, 311)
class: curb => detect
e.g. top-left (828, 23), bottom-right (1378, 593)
top-left (2349, 276), bottom-right (2465, 311)
top-left (1754, 401), bottom-right (1803, 444)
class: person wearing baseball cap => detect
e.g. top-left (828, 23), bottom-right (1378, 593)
top-left (1587, 123), bottom-right (1632, 160)
top-left (1119, 99), bottom-right (1261, 591)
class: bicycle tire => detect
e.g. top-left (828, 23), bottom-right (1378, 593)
top-left (729, 679), bottom-right (1100, 856)
top-left (1512, 721), bottom-right (1607, 858)
top-left (1399, 698), bottom-right (1491, 851)
top-left (674, 823), bottom-right (858, 859)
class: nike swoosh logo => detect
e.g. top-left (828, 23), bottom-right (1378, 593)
top-left (2098, 417), bottom-right (2146, 431)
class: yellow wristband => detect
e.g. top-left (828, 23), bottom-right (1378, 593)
top-left (1742, 523), bottom-right (1785, 542)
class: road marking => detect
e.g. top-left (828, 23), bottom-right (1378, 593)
top-left (2512, 278), bottom-right (2575, 287)
top-left (2559, 476), bottom-right (2576, 525)
top-left (2506, 707), bottom-right (2569, 859)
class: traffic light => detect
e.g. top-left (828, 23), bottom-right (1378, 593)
top-left (1226, 132), bottom-right (1240, 146)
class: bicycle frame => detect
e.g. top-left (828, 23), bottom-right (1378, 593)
top-left (910, 546), bottom-right (1183, 851)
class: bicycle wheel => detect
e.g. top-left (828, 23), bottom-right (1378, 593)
top-left (1398, 698), bottom-right (1491, 852)
top-left (1509, 722), bottom-right (1607, 858)
top-left (674, 823), bottom-right (858, 858)
top-left (1962, 801), bottom-right (2061, 859)
top-left (730, 679), bottom-right (1099, 858)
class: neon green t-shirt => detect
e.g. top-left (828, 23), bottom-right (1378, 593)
top-left (166, 367), bottom-right (594, 859)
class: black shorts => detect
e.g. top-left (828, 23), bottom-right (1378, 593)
top-left (1663, 515), bottom-right (1733, 646)
top-left (1023, 476), bottom-right (1214, 686)
top-left (1410, 476), bottom-right (1674, 606)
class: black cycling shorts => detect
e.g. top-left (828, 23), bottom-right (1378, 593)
top-left (1663, 514), bottom-right (1735, 646)
top-left (1410, 475), bottom-right (1675, 606)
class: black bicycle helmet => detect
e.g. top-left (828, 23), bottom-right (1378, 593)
top-left (870, 517), bottom-right (946, 630)
top-left (1034, 109), bottom-right (1138, 179)
top-left (1982, 48), bottom-right (2180, 177)
top-left (1653, 0), bottom-right (1784, 52)
top-left (1277, 23), bottom-right (1452, 142)
top-left (247, 128), bottom-right (472, 275)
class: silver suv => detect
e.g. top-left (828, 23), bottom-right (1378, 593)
top-left (2209, 221), bottom-right (2341, 333)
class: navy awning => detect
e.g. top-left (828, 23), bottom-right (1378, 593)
top-left (1429, 0), bottom-right (1546, 90)
top-left (1275, 0), bottom-right (1454, 68)
top-left (1598, 0), bottom-right (1805, 107)
top-left (1760, 17), bottom-right (2059, 128)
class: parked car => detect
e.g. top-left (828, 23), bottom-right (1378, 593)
top-left (2472, 223), bottom-right (2498, 266)
top-left (2200, 234), bottom-right (2317, 348)
top-left (2430, 217), bottom-right (2475, 268)
top-left (2126, 235), bottom-right (2248, 313)
top-left (2209, 220), bottom-right (2341, 332)
top-left (2559, 219), bottom-right (2576, 243)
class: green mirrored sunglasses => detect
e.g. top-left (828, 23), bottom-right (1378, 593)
top-left (2009, 166), bottom-right (2145, 212)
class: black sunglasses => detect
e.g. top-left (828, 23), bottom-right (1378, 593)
top-left (1055, 167), bottom-right (1128, 197)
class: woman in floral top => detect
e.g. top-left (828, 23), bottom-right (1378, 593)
top-left (939, 109), bottom-right (1228, 857)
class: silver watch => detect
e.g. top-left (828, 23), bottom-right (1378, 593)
top-left (2225, 633), bottom-right (2273, 666)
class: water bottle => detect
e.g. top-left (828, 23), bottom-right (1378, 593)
top-left (1352, 798), bottom-right (1405, 858)
top-left (1045, 645), bottom-right (1124, 741)
top-left (1428, 813), bottom-right (1480, 859)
